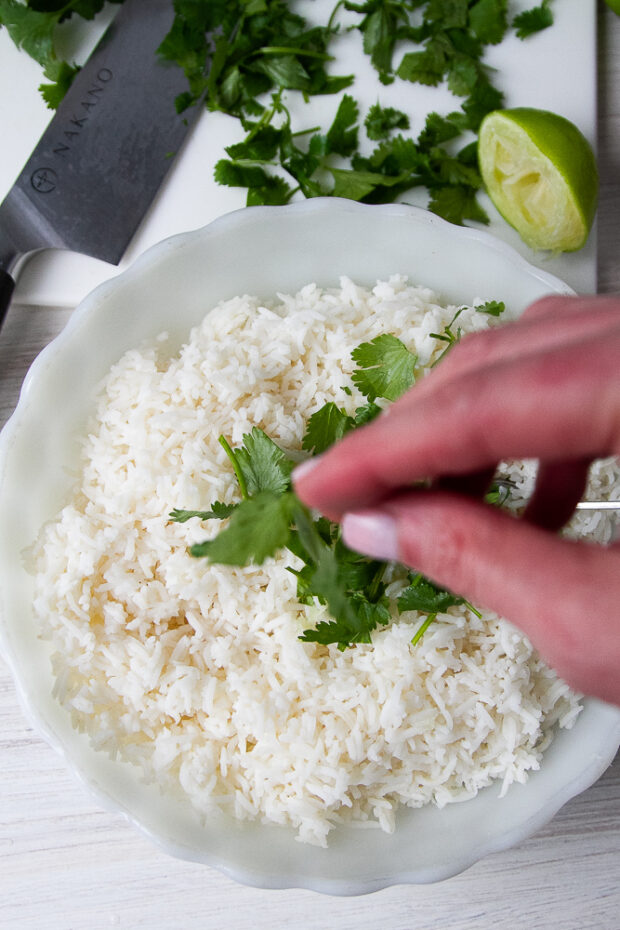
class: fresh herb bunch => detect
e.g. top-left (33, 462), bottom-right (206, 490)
top-left (1, 0), bottom-right (555, 223)
top-left (170, 301), bottom-right (503, 649)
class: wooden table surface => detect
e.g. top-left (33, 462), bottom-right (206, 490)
top-left (1, 7), bottom-right (619, 929)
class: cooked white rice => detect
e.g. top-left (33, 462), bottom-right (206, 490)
top-left (32, 275), bottom-right (619, 847)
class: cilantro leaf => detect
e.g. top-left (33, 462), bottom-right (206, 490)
top-left (224, 125), bottom-right (282, 163)
top-left (249, 53), bottom-right (312, 93)
top-left (324, 93), bottom-right (360, 157)
top-left (190, 491), bottom-right (295, 565)
top-left (435, 153), bottom-right (483, 190)
top-left (39, 59), bottom-right (79, 108)
top-left (329, 166), bottom-right (405, 200)
top-left (333, 538), bottom-right (387, 598)
top-left (513, 1), bottom-right (553, 40)
top-left (234, 428), bottom-right (294, 496)
top-left (245, 174), bottom-right (295, 206)
top-left (485, 480), bottom-right (513, 507)
top-left (364, 103), bottom-right (410, 141)
top-left (447, 56), bottom-right (481, 97)
top-left (169, 502), bottom-right (235, 523)
top-left (397, 573), bottom-right (467, 614)
top-left (347, 0), bottom-right (413, 80)
top-left (0, 0), bottom-right (57, 65)
top-left (460, 79), bottom-right (504, 132)
top-left (476, 299), bottom-right (505, 316)
top-left (302, 402), bottom-right (355, 455)
top-left (354, 401), bottom-right (382, 426)
top-left (359, 7), bottom-right (395, 77)
top-left (425, 0), bottom-right (469, 29)
top-left (468, 0), bottom-right (509, 45)
top-left (397, 571), bottom-right (481, 643)
top-left (214, 159), bottom-right (276, 190)
top-left (300, 595), bottom-right (391, 649)
top-left (397, 47), bottom-right (446, 87)
top-left (359, 134), bottom-right (424, 179)
top-left (351, 334), bottom-right (417, 402)
top-left (292, 501), bottom-right (389, 648)
top-left (428, 183), bottom-right (489, 226)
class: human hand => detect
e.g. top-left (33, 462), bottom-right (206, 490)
top-left (293, 296), bottom-right (620, 705)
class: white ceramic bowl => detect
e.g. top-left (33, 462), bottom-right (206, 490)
top-left (1, 200), bottom-right (619, 895)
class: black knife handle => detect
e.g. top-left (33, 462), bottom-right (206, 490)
top-left (0, 269), bottom-right (15, 330)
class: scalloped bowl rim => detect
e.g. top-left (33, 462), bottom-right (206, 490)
top-left (1, 200), bottom-right (619, 896)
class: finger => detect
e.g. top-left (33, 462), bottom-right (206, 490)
top-left (294, 331), bottom-right (620, 519)
top-left (523, 458), bottom-right (592, 530)
top-left (341, 491), bottom-right (620, 704)
top-left (521, 294), bottom-right (620, 322)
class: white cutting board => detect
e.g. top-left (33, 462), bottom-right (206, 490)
top-left (0, 0), bottom-right (597, 308)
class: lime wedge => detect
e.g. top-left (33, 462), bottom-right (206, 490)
top-left (478, 108), bottom-right (598, 252)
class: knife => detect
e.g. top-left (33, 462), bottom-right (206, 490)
top-left (0, 0), bottom-right (200, 328)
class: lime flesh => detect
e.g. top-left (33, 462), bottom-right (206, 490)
top-left (478, 108), bottom-right (598, 252)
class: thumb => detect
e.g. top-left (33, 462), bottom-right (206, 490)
top-left (341, 492), bottom-right (620, 705)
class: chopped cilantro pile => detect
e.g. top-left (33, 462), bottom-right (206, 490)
top-left (1, 0), bottom-right (555, 225)
top-left (171, 302), bottom-right (504, 650)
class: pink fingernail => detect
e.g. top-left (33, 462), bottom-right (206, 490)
top-left (342, 511), bottom-right (400, 562)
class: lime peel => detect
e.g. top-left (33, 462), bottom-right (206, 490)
top-left (478, 108), bottom-right (598, 253)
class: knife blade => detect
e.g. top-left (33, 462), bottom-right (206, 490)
top-left (0, 0), bottom-right (200, 328)
top-left (575, 501), bottom-right (620, 510)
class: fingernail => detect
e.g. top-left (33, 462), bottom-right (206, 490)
top-left (292, 455), bottom-right (323, 484)
top-left (342, 510), bottom-right (400, 562)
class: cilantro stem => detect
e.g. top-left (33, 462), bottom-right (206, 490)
top-left (253, 47), bottom-right (334, 61)
top-left (326, 0), bottom-right (346, 33)
top-left (218, 435), bottom-right (249, 500)
top-left (291, 126), bottom-right (322, 137)
top-left (411, 613), bottom-right (436, 646)
top-left (465, 601), bottom-right (482, 619)
top-left (367, 561), bottom-right (387, 603)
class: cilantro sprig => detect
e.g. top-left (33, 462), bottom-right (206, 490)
top-left (430, 298), bottom-right (505, 365)
top-left (171, 314), bottom-right (504, 649)
top-left (397, 572), bottom-right (481, 644)
top-left (170, 334), bottom-right (419, 649)
top-left (513, 1), bottom-right (554, 40)
top-left (351, 333), bottom-right (417, 401)
top-left (0, 0), bottom-right (122, 107)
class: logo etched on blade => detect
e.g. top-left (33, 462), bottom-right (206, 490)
top-left (31, 168), bottom-right (58, 193)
